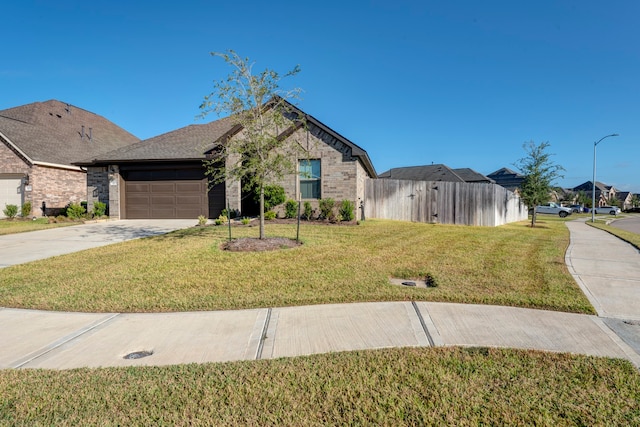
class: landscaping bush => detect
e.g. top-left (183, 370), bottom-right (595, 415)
top-left (221, 208), bottom-right (240, 219)
top-left (264, 210), bottom-right (277, 220)
top-left (261, 185), bottom-right (286, 210)
top-left (339, 200), bottom-right (355, 221)
top-left (93, 201), bottom-right (107, 218)
top-left (3, 204), bottom-right (18, 219)
top-left (198, 215), bottom-right (207, 226)
top-left (303, 201), bottom-right (314, 220)
top-left (215, 215), bottom-right (228, 226)
top-left (284, 199), bottom-right (298, 219)
top-left (21, 201), bottom-right (32, 218)
top-left (318, 198), bottom-right (335, 220)
top-left (66, 203), bottom-right (86, 220)
top-left (241, 217), bottom-right (250, 225)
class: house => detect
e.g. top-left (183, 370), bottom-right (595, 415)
top-left (0, 100), bottom-right (139, 218)
top-left (379, 164), bottom-right (493, 184)
top-left (615, 191), bottom-right (633, 211)
top-left (76, 102), bottom-right (376, 219)
top-left (572, 181), bottom-right (617, 207)
top-left (486, 167), bottom-right (525, 192)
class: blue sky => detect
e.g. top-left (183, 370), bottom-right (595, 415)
top-left (3, 1), bottom-right (639, 192)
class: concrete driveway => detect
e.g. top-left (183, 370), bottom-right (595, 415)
top-left (0, 219), bottom-right (196, 268)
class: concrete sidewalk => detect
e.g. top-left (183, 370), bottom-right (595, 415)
top-left (0, 219), bottom-right (196, 268)
top-left (1, 218), bottom-right (639, 370)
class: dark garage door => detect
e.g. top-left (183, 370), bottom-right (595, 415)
top-left (125, 180), bottom-right (208, 219)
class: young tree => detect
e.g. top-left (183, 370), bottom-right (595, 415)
top-left (515, 141), bottom-right (565, 227)
top-left (200, 50), bottom-right (306, 239)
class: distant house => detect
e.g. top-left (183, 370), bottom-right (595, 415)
top-left (0, 100), bottom-right (139, 217)
top-left (486, 168), bottom-right (525, 192)
top-left (572, 181), bottom-right (618, 207)
top-left (77, 101), bottom-right (376, 219)
top-left (379, 164), bottom-right (493, 184)
top-left (616, 191), bottom-right (633, 211)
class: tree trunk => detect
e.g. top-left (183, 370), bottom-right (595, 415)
top-left (531, 210), bottom-right (537, 227)
top-left (259, 185), bottom-right (265, 239)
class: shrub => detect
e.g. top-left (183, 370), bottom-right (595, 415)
top-left (284, 199), bottom-right (298, 219)
top-left (3, 204), bottom-right (18, 219)
top-left (215, 214), bottom-right (228, 226)
top-left (318, 198), bottom-right (335, 220)
top-left (21, 201), bottom-right (32, 218)
top-left (221, 208), bottom-right (240, 219)
top-left (339, 200), bottom-right (355, 222)
top-left (198, 215), bottom-right (207, 226)
top-left (303, 201), bottom-right (314, 220)
top-left (261, 185), bottom-right (286, 210)
top-left (66, 202), bottom-right (86, 220)
top-left (241, 217), bottom-right (250, 225)
top-left (264, 210), bottom-right (277, 220)
top-left (93, 201), bottom-right (107, 217)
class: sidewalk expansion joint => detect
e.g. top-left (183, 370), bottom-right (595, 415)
top-left (255, 307), bottom-right (272, 360)
top-left (12, 313), bottom-right (121, 369)
top-left (412, 301), bottom-right (435, 347)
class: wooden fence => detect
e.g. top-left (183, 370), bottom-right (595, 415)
top-left (364, 179), bottom-right (528, 226)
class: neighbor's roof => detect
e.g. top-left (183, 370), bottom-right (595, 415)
top-left (379, 164), bottom-right (493, 183)
top-left (0, 100), bottom-right (139, 168)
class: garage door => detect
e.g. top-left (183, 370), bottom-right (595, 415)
top-left (0, 177), bottom-right (23, 218)
top-left (125, 180), bottom-right (208, 219)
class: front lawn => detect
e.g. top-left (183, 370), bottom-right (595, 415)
top-left (0, 218), bottom-right (78, 235)
top-left (2, 347), bottom-right (638, 425)
top-left (0, 218), bottom-right (594, 314)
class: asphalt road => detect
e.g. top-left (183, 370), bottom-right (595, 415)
top-left (610, 215), bottom-right (640, 234)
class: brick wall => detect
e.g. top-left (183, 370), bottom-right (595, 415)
top-left (30, 165), bottom-right (86, 216)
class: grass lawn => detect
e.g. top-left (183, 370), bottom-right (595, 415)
top-left (0, 218), bottom-right (594, 314)
top-left (588, 219), bottom-right (640, 249)
top-left (0, 218), bottom-right (78, 235)
top-left (2, 347), bottom-right (639, 425)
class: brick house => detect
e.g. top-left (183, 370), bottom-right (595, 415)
top-left (76, 102), bottom-right (376, 219)
top-left (0, 100), bottom-right (139, 218)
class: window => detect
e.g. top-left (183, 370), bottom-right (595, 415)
top-left (299, 159), bottom-right (321, 199)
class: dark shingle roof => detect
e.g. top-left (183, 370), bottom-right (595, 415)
top-left (77, 116), bottom-right (237, 164)
top-left (0, 100), bottom-right (139, 166)
top-left (487, 167), bottom-right (525, 191)
top-left (379, 164), bottom-right (492, 183)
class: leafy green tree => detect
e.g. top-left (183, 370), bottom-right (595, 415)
top-left (632, 194), bottom-right (640, 208)
top-left (577, 190), bottom-right (591, 208)
top-left (515, 141), bottom-right (565, 227)
top-left (200, 50), bottom-right (306, 239)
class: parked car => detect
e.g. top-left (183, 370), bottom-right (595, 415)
top-left (569, 204), bottom-right (582, 213)
top-left (535, 203), bottom-right (573, 218)
top-left (593, 206), bottom-right (621, 215)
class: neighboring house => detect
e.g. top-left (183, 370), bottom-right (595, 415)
top-left (572, 181), bottom-right (617, 207)
top-left (616, 191), bottom-right (633, 211)
top-left (379, 164), bottom-right (493, 184)
top-left (76, 102), bottom-right (376, 220)
top-left (0, 100), bottom-right (139, 218)
top-left (486, 167), bottom-right (525, 192)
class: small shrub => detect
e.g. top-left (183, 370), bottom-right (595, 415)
top-left (198, 215), bottom-right (207, 226)
top-left (264, 210), bottom-right (277, 220)
top-left (3, 204), bottom-right (18, 219)
top-left (303, 201), bottom-right (314, 220)
top-left (285, 199), bottom-right (298, 219)
top-left (339, 200), bottom-right (355, 222)
top-left (318, 198), bottom-right (335, 220)
top-left (66, 202), bottom-right (86, 220)
top-left (21, 201), bottom-right (32, 218)
top-left (221, 208), bottom-right (240, 219)
top-left (93, 201), bottom-right (107, 217)
top-left (241, 217), bottom-right (250, 225)
top-left (55, 215), bottom-right (68, 223)
top-left (261, 185), bottom-right (286, 210)
top-left (215, 214), bottom-right (228, 226)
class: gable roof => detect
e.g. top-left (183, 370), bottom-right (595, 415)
top-left (0, 100), bottom-right (139, 168)
top-left (379, 164), bottom-right (493, 183)
top-left (572, 181), bottom-right (610, 192)
top-left (77, 100), bottom-right (377, 178)
top-left (487, 167), bottom-right (525, 191)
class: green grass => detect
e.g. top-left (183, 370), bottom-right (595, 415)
top-left (0, 218), bottom-right (594, 314)
top-left (0, 218), bottom-right (77, 235)
top-left (588, 220), bottom-right (640, 250)
top-left (2, 347), bottom-right (638, 425)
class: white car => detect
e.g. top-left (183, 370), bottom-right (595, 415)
top-left (535, 202), bottom-right (572, 218)
top-left (593, 206), bottom-right (621, 215)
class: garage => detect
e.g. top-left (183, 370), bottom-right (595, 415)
top-left (121, 165), bottom-right (225, 219)
top-left (0, 176), bottom-right (23, 218)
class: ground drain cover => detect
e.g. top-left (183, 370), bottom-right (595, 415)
top-left (123, 350), bottom-right (153, 360)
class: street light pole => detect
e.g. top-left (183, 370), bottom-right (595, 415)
top-left (591, 133), bottom-right (619, 223)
